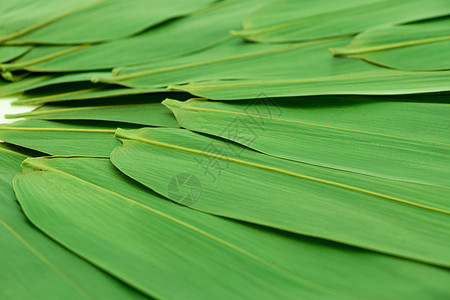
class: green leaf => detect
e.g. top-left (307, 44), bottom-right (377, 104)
top-left (111, 127), bottom-right (450, 267)
top-left (0, 0), bottom-right (98, 42)
top-left (163, 97), bottom-right (450, 189)
top-left (97, 37), bottom-right (450, 99)
top-left (0, 45), bottom-right (87, 72)
top-left (171, 70), bottom-right (450, 99)
top-left (331, 18), bottom-right (450, 71)
top-left (0, 45), bottom-right (32, 64)
top-left (0, 120), bottom-right (136, 156)
top-left (15, 0), bottom-right (274, 72)
top-left (0, 146), bottom-right (149, 300)
top-left (12, 87), bottom-right (170, 106)
top-left (13, 156), bottom-right (450, 299)
top-left (6, 0), bottom-right (216, 44)
top-left (7, 101), bottom-right (179, 127)
top-left (0, 72), bottom-right (109, 97)
top-left (232, 0), bottom-right (450, 43)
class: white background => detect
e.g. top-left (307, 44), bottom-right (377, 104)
top-left (0, 98), bottom-right (36, 124)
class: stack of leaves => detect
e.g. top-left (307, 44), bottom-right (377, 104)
top-left (1, 0), bottom-right (449, 299)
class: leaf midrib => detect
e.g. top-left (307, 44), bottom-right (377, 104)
top-left (175, 101), bottom-right (450, 146)
top-left (23, 158), bottom-right (347, 297)
top-left (0, 219), bottom-right (92, 300)
top-left (117, 132), bottom-right (450, 215)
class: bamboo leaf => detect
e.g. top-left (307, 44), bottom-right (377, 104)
top-left (6, 0), bottom-right (216, 44)
top-left (111, 127), bottom-right (450, 267)
top-left (12, 87), bottom-right (173, 105)
top-left (170, 70), bottom-right (450, 99)
top-left (0, 120), bottom-right (136, 156)
top-left (0, 0), bottom-right (98, 42)
top-left (0, 45), bottom-right (88, 72)
top-left (98, 37), bottom-right (450, 98)
top-left (13, 156), bottom-right (450, 299)
top-left (7, 101), bottom-right (179, 127)
top-left (0, 72), bottom-right (109, 97)
top-left (163, 97), bottom-right (450, 190)
top-left (0, 146), bottom-right (149, 300)
top-left (15, 0), bottom-right (274, 73)
top-left (331, 18), bottom-right (450, 71)
top-left (0, 45), bottom-right (32, 64)
top-left (232, 0), bottom-right (450, 43)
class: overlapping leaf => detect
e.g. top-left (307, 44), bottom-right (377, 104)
top-left (7, 101), bottom-right (179, 127)
top-left (164, 97), bottom-right (450, 189)
top-left (98, 37), bottom-right (450, 99)
top-left (6, 0), bottom-right (216, 44)
top-left (9, 0), bottom-right (274, 73)
top-left (331, 18), bottom-right (450, 71)
top-left (0, 0), bottom-right (98, 42)
top-left (0, 45), bottom-right (31, 63)
top-left (0, 146), bottom-right (149, 300)
top-left (111, 127), bottom-right (450, 267)
top-left (13, 156), bottom-right (450, 299)
top-left (0, 120), bottom-right (134, 156)
top-left (233, 0), bottom-right (450, 43)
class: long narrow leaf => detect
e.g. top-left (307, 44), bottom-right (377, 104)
top-left (6, 0), bottom-right (216, 44)
top-left (13, 156), bottom-right (450, 299)
top-left (164, 97), bottom-right (450, 189)
top-left (0, 0), bottom-right (98, 42)
top-left (18, 0), bottom-right (274, 72)
top-left (0, 120), bottom-right (138, 156)
top-left (331, 18), bottom-right (450, 71)
top-left (232, 0), bottom-right (450, 43)
top-left (0, 146), bottom-right (148, 300)
top-left (111, 127), bottom-right (450, 267)
top-left (0, 45), bottom-right (32, 64)
top-left (7, 102), bottom-right (178, 127)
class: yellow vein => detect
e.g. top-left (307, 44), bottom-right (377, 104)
top-left (0, 127), bottom-right (115, 133)
top-left (106, 37), bottom-right (341, 81)
top-left (0, 0), bottom-right (104, 43)
top-left (0, 219), bottom-right (92, 300)
top-left (332, 35), bottom-right (450, 55)
top-left (174, 69), bottom-right (450, 89)
top-left (20, 158), bottom-right (353, 298)
top-left (7, 103), bottom-right (161, 119)
top-left (2, 45), bottom-right (89, 72)
top-left (0, 76), bottom-right (50, 95)
top-left (14, 88), bottom-right (104, 104)
top-left (170, 100), bottom-right (450, 147)
top-left (119, 133), bottom-right (450, 215)
top-left (0, 146), bottom-right (28, 157)
top-left (238, 0), bottom-right (401, 36)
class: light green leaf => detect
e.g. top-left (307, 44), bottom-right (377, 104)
top-left (13, 156), bottom-right (450, 299)
top-left (0, 72), bottom-right (109, 97)
top-left (17, 0), bottom-right (274, 72)
top-left (7, 101), bottom-right (179, 127)
top-left (233, 0), bottom-right (450, 43)
top-left (98, 37), bottom-right (450, 99)
top-left (111, 127), bottom-right (450, 267)
top-left (331, 18), bottom-right (450, 71)
top-left (0, 45), bottom-right (87, 72)
top-left (171, 70), bottom-right (450, 99)
top-left (12, 86), bottom-right (171, 105)
top-left (0, 45), bottom-right (32, 64)
top-left (0, 0), bottom-right (98, 42)
top-left (164, 97), bottom-right (450, 189)
top-left (0, 120), bottom-right (137, 156)
top-left (7, 0), bottom-right (216, 44)
top-left (0, 146), bottom-right (149, 300)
